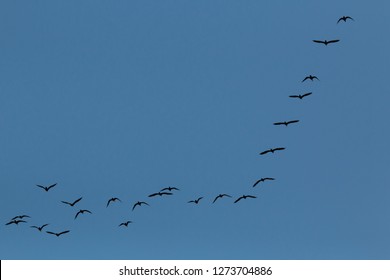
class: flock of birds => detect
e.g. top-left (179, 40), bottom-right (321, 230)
top-left (4, 15), bottom-right (354, 237)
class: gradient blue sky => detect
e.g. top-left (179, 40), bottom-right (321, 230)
top-left (1, 0), bottom-right (389, 260)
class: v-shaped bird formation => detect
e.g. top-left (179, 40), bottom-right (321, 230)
top-left (4, 15), bottom-right (354, 238)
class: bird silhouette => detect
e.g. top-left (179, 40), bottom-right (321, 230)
top-left (289, 92), bottom-right (312, 99)
top-left (302, 75), bottom-right (319, 82)
top-left (273, 120), bottom-right (299, 126)
top-left (160, 187), bottom-right (180, 192)
top-left (259, 147), bottom-right (286, 155)
top-left (119, 221), bottom-right (133, 227)
top-left (46, 230), bottom-right (70, 237)
top-left (212, 194), bottom-right (232, 203)
top-left (148, 191), bottom-right (173, 197)
top-left (313, 39), bottom-right (340, 46)
top-left (234, 195), bottom-right (257, 203)
top-left (106, 197), bottom-right (122, 207)
top-left (6, 220), bottom-right (27, 225)
top-left (61, 197), bottom-right (82, 207)
top-left (253, 178), bottom-right (275, 188)
top-left (31, 224), bottom-right (49, 231)
top-left (132, 201), bottom-right (149, 211)
top-left (74, 209), bottom-right (92, 219)
top-left (337, 16), bottom-right (354, 23)
top-left (11, 215), bottom-right (31, 220)
top-left (188, 197), bottom-right (203, 204)
top-left (36, 183), bottom-right (57, 192)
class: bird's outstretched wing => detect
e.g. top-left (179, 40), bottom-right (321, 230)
top-left (247, 195), bottom-right (257, 199)
top-left (328, 39), bottom-right (340, 44)
top-left (287, 120), bottom-right (299, 125)
top-left (188, 200), bottom-right (195, 203)
top-left (212, 196), bottom-right (219, 203)
top-left (84, 210), bottom-right (92, 214)
top-left (234, 197), bottom-right (244, 203)
top-left (46, 231), bottom-right (56, 235)
top-left (253, 180), bottom-right (261, 188)
top-left (75, 211), bottom-right (81, 219)
top-left (73, 197), bottom-right (82, 205)
top-left (302, 77), bottom-right (309, 82)
top-left (313, 40), bottom-right (325, 44)
top-left (47, 183), bottom-right (57, 190)
top-left (31, 225), bottom-right (39, 229)
top-left (36, 185), bottom-right (46, 190)
top-left (148, 193), bottom-right (158, 197)
top-left (289, 95), bottom-right (299, 98)
top-left (58, 230), bottom-right (70, 236)
top-left (274, 147), bottom-right (286, 151)
top-left (260, 150), bottom-right (270, 155)
top-left (61, 201), bottom-right (72, 206)
top-left (302, 92), bottom-right (312, 97)
top-left (6, 221), bottom-right (15, 225)
top-left (273, 122), bottom-right (284, 126)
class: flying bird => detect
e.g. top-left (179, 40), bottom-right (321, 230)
top-left (160, 187), bottom-right (180, 192)
top-left (212, 194), bottom-right (232, 203)
top-left (36, 183), bottom-right (57, 192)
top-left (119, 221), bottom-right (133, 227)
top-left (11, 215), bottom-right (31, 220)
top-left (31, 224), bottom-right (49, 231)
top-left (148, 191), bottom-right (173, 197)
top-left (273, 120), bottom-right (299, 126)
top-left (253, 178), bottom-right (275, 188)
top-left (188, 197), bottom-right (203, 204)
top-left (61, 197), bottom-right (82, 207)
top-left (132, 201), bottom-right (150, 211)
top-left (46, 230), bottom-right (70, 237)
top-left (289, 92), bottom-right (312, 99)
top-left (313, 39), bottom-right (340, 46)
top-left (302, 75), bottom-right (319, 82)
top-left (74, 209), bottom-right (92, 219)
top-left (6, 220), bottom-right (27, 225)
top-left (259, 147), bottom-right (285, 155)
top-left (337, 16), bottom-right (354, 23)
top-left (234, 195), bottom-right (257, 203)
top-left (106, 197), bottom-right (122, 207)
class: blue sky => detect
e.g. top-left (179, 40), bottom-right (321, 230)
top-left (1, 0), bottom-right (389, 259)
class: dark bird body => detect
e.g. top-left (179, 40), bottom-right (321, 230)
top-left (234, 195), bottom-right (257, 203)
top-left (6, 220), bottom-right (27, 225)
top-left (132, 201), bottom-right (149, 211)
top-left (259, 147), bottom-right (285, 155)
top-left (253, 178), bottom-right (275, 187)
top-left (75, 209), bottom-right (92, 219)
top-left (119, 221), bottom-right (133, 227)
top-left (289, 92), bottom-right (312, 99)
top-left (36, 183), bottom-right (57, 192)
top-left (313, 39), bottom-right (340, 45)
top-left (62, 197), bottom-right (82, 207)
top-left (273, 120), bottom-right (299, 126)
top-left (11, 215), bottom-right (31, 220)
top-left (148, 191), bottom-right (173, 197)
top-left (106, 197), bottom-right (121, 207)
top-left (302, 75), bottom-right (319, 82)
top-left (46, 230), bottom-right (70, 237)
top-left (212, 194), bottom-right (232, 203)
top-left (160, 187), bottom-right (180, 192)
top-left (188, 197), bottom-right (203, 204)
top-left (31, 224), bottom-right (49, 231)
top-left (337, 16), bottom-right (354, 23)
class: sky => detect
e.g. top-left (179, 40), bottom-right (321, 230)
top-left (1, 0), bottom-right (389, 260)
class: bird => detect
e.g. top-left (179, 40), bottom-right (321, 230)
top-left (36, 183), bottom-right (57, 192)
top-left (74, 209), bottom-right (92, 219)
top-left (119, 221), bottom-right (133, 227)
top-left (312, 39), bottom-right (340, 46)
top-left (46, 230), bottom-right (70, 237)
top-left (273, 120), bottom-right (299, 126)
top-left (212, 194), bottom-right (232, 203)
top-left (302, 75), bottom-right (319, 82)
top-left (160, 187), bottom-right (180, 192)
top-left (253, 178), bottom-right (275, 188)
top-left (11, 215), bottom-right (31, 220)
top-left (289, 92), bottom-right (312, 99)
top-left (148, 191), bottom-right (173, 197)
top-left (30, 224), bottom-right (49, 231)
top-left (132, 201), bottom-right (149, 211)
top-left (234, 195), bottom-right (257, 203)
top-left (259, 147), bottom-right (285, 155)
top-left (6, 220), bottom-right (27, 225)
top-left (188, 197), bottom-right (203, 204)
top-left (61, 197), bottom-right (82, 207)
top-left (106, 197), bottom-right (121, 207)
top-left (337, 16), bottom-right (354, 23)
